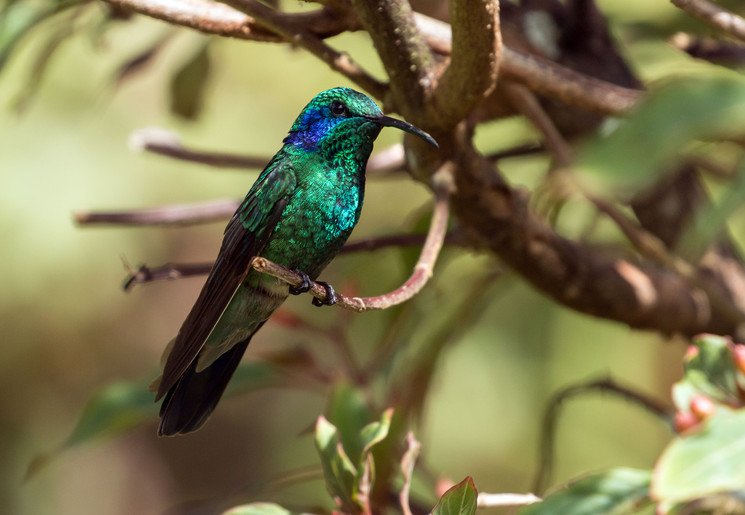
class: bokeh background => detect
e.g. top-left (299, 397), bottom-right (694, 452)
top-left (0, 1), bottom-right (711, 513)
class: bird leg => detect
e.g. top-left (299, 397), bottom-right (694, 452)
top-left (288, 269), bottom-right (337, 307)
top-left (312, 282), bottom-right (337, 307)
top-left (288, 269), bottom-right (313, 295)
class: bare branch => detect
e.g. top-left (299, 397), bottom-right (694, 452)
top-left (451, 136), bottom-right (740, 337)
top-left (221, 0), bottom-right (386, 98)
top-left (670, 32), bottom-right (745, 64)
top-left (399, 432), bottom-right (421, 515)
top-left (103, 0), bottom-right (385, 97)
top-left (477, 492), bottom-right (542, 508)
top-left (123, 261), bottom-right (213, 291)
top-left (672, 0), bottom-right (745, 43)
top-left (415, 13), bottom-right (643, 116)
top-left (532, 377), bottom-right (671, 493)
top-left (502, 82), bottom-right (571, 166)
top-left (433, 0), bottom-right (501, 129)
top-left (75, 199), bottom-right (240, 226)
top-left (350, 0), bottom-right (435, 121)
top-left (252, 162), bottom-right (454, 311)
top-left (129, 127), bottom-right (270, 169)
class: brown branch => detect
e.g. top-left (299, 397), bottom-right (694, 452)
top-left (252, 163), bottom-right (454, 311)
top-left (532, 377), bottom-right (671, 494)
top-left (433, 0), bottom-right (501, 129)
top-left (122, 261), bottom-right (213, 291)
top-left (350, 0), bottom-right (435, 122)
top-left (220, 0), bottom-right (386, 99)
top-left (102, 0), bottom-right (385, 98)
top-left (415, 13), bottom-right (643, 116)
top-left (75, 199), bottom-right (240, 226)
top-left (122, 230), bottom-right (463, 291)
top-left (129, 127), bottom-right (270, 169)
top-left (670, 32), bottom-right (745, 64)
top-left (450, 131), bottom-right (741, 337)
top-left (672, 0), bottom-right (745, 43)
top-left (502, 82), bottom-right (571, 166)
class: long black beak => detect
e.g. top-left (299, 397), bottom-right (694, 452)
top-left (369, 115), bottom-right (439, 148)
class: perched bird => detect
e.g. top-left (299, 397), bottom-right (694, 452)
top-left (153, 87), bottom-right (438, 436)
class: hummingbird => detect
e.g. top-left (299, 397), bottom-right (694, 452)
top-left (153, 87), bottom-right (438, 436)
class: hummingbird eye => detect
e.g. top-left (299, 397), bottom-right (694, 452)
top-left (330, 100), bottom-right (347, 117)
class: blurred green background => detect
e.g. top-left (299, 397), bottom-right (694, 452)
top-left (0, 1), bottom-right (704, 514)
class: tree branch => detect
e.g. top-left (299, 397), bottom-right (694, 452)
top-left (252, 162), bottom-right (454, 311)
top-left (350, 0), bottom-right (435, 122)
top-left (415, 13), bottom-right (643, 116)
top-left (74, 199), bottom-right (240, 226)
top-left (222, 0), bottom-right (386, 99)
top-left (432, 0), bottom-right (501, 129)
top-left (532, 378), bottom-right (671, 493)
top-left (672, 0), bottom-right (745, 43)
top-left (451, 131), bottom-right (740, 337)
top-left (128, 127), bottom-right (270, 169)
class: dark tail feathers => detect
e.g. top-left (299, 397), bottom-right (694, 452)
top-left (157, 337), bottom-right (250, 436)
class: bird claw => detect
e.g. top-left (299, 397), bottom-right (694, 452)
top-left (312, 281), bottom-right (337, 307)
top-left (289, 270), bottom-right (336, 307)
top-left (289, 270), bottom-right (312, 295)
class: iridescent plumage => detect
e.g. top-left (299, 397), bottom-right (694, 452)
top-left (154, 87), bottom-right (437, 436)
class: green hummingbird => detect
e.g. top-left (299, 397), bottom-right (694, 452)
top-left (153, 87), bottom-right (437, 436)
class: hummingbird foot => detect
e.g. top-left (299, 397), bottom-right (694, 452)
top-left (289, 270), bottom-right (313, 295)
top-left (312, 282), bottom-right (337, 307)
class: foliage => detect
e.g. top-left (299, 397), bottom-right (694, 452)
top-left (5, 0), bottom-right (745, 514)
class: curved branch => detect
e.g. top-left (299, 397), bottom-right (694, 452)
top-left (252, 163), bottom-right (454, 311)
top-left (451, 136), bottom-right (740, 337)
top-left (433, 0), bottom-right (501, 129)
top-left (74, 199), bottom-right (240, 226)
top-left (102, 0), bottom-right (385, 97)
top-left (350, 0), bottom-right (435, 121)
top-left (672, 0), bottom-right (745, 43)
top-left (415, 13), bottom-right (642, 116)
top-left (222, 0), bottom-right (386, 98)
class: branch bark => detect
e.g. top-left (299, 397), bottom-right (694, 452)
top-left (432, 0), bottom-right (501, 129)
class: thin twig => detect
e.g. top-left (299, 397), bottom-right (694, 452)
top-left (222, 0), bottom-right (386, 99)
top-left (672, 0), bottom-right (745, 43)
top-left (477, 492), bottom-right (542, 508)
top-left (399, 432), bottom-right (421, 515)
top-left (502, 82), bottom-right (572, 166)
top-left (415, 12), bottom-right (642, 116)
top-left (122, 261), bottom-right (213, 291)
top-left (669, 32), bottom-right (745, 64)
top-left (102, 0), bottom-right (384, 97)
top-left (75, 199), bottom-right (240, 226)
top-left (252, 162), bottom-right (455, 311)
top-left (122, 231), bottom-right (464, 291)
top-left (129, 127), bottom-right (270, 168)
top-left (532, 377), bottom-right (671, 494)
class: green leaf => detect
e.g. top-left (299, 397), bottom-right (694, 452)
top-left (432, 476), bottom-right (478, 515)
top-left (170, 41), bottom-right (211, 119)
top-left (359, 408), bottom-right (393, 459)
top-left (25, 362), bottom-right (276, 480)
top-left (25, 380), bottom-right (154, 480)
top-left (578, 76), bottom-right (745, 191)
top-left (672, 334), bottom-right (739, 410)
top-left (520, 469), bottom-right (651, 515)
top-left (652, 408), bottom-right (745, 506)
top-left (314, 416), bottom-right (359, 512)
top-left (432, 476), bottom-right (479, 515)
top-left (326, 382), bottom-right (371, 464)
top-left (223, 502), bottom-right (309, 515)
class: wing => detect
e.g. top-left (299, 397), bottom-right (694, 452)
top-left (155, 157), bottom-right (296, 401)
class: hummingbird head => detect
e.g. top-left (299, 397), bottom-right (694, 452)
top-left (284, 88), bottom-right (438, 157)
